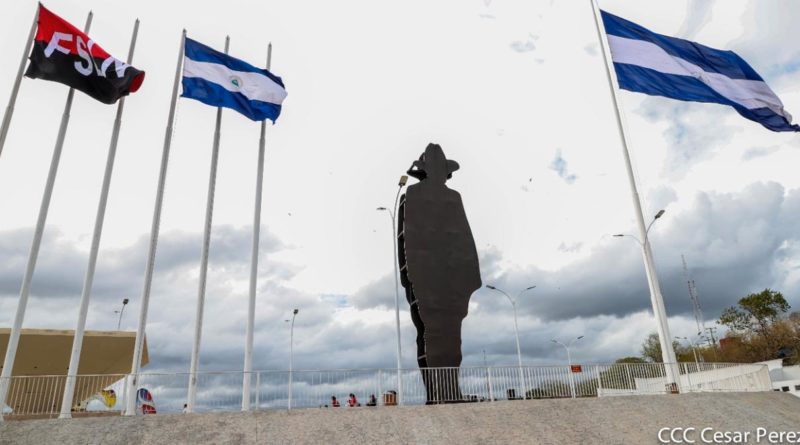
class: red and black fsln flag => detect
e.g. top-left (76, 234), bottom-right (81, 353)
top-left (25, 5), bottom-right (145, 104)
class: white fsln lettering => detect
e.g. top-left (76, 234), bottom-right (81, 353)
top-left (98, 57), bottom-right (130, 78)
top-left (44, 32), bottom-right (72, 58)
top-left (74, 35), bottom-right (93, 76)
top-left (86, 40), bottom-right (105, 76)
top-left (99, 57), bottom-right (114, 77)
top-left (113, 60), bottom-right (131, 77)
top-left (44, 32), bottom-right (132, 79)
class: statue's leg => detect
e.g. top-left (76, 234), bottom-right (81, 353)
top-left (406, 287), bottom-right (435, 403)
top-left (406, 288), bottom-right (427, 367)
top-left (421, 313), bottom-right (464, 403)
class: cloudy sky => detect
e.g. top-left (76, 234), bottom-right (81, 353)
top-left (0, 0), bottom-right (799, 375)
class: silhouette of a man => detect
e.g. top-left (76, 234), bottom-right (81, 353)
top-left (398, 143), bottom-right (482, 403)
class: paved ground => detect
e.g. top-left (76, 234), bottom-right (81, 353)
top-left (2, 393), bottom-right (799, 444)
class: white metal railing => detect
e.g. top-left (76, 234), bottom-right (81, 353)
top-left (0, 363), bottom-right (771, 419)
top-left (1, 374), bottom-right (127, 419)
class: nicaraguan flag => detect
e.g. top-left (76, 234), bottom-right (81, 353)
top-left (602, 10), bottom-right (799, 132)
top-left (181, 38), bottom-right (287, 122)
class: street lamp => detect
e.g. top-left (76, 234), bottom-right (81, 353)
top-left (613, 209), bottom-right (680, 391)
top-left (613, 209), bottom-right (665, 246)
top-left (114, 298), bottom-right (129, 330)
top-left (675, 333), bottom-right (703, 369)
top-left (551, 336), bottom-right (583, 399)
top-left (376, 174), bottom-right (409, 405)
top-left (288, 308), bottom-right (299, 410)
top-left (485, 284), bottom-right (536, 399)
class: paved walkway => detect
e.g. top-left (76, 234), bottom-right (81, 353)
top-left (2, 393), bottom-right (799, 444)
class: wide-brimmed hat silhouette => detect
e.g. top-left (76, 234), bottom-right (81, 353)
top-left (407, 143), bottom-right (460, 181)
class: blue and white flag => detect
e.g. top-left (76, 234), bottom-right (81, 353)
top-left (602, 10), bottom-right (799, 132)
top-left (181, 38), bottom-right (287, 122)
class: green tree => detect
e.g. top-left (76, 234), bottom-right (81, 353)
top-left (719, 289), bottom-right (791, 356)
top-left (640, 333), bottom-right (682, 363)
top-left (599, 357), bottom-right (653, 390)
top-left (787, 312), bottom-right (800, 364)
top-left (615, 356), bottom-right (647, 364)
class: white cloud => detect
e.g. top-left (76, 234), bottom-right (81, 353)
top-left (0, 0), bottom-right (798, 375)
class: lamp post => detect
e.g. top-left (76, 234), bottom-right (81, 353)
top-left (613, 209), bottom-right (680, 391)
top-left (376, 174), bottom-right (408, 405)
top-left (288, 309), bottom-right (298, 410)
top-left (612, 209), bottom-right (665, 247)
top-left (551, 336), bottom-right (583, 399)
top-left (485, 284), bottom-right (535, 399)
top-left (114, 298), bottom-right (129, 330)
top-left (675, 334), bottom-right (702, 369)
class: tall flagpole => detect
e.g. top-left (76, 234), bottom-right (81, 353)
top-left (242, 43), bottom-right (272, 412)
top-left (0, 4), bottom-right (39, 159)
top-left (187, 35), bottom-right (230, 414)
top-left (125, 29), bottom-right (186, 417)
top-left (589, 0), bottom-right (680, 388)
top-left (59, 18), bottom-right (140, 420)
top-left (0, 11), bottom-right (94, 423)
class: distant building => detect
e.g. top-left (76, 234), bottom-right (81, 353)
top-left (0, 328), bottom-right (149, 416)
top-left (719, 337), bottom-right (741, 350)
top-left (758, 359), bottom-right (800, 398)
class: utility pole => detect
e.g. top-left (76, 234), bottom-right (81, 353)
top-left (682, 255), bottom-right (707, 345)
top-left (704, 327), bottom-right (718, 349)
top-left (705, 327), bottom-right (719, 359)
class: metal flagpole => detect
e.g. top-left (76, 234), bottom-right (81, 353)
top-left (187, 35), bottom-right (230, 413)
top-left (589, 0), bottom-right (680, 388)
top-left (125, 29), bottom-right (186, 417)
top-left (59, 18), bottom-right (140, 420)
top-left (0, 11), bottom-right (93, 423)
top-left (0, 4), bottom-right (39, 159)
top-left (242, 43), bottom-right (272, 412)
top-left (391, 185), bottom-right (404, 405)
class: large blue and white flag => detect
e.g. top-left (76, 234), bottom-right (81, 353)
top-left (602, 10), bottom-right (799, 132)
top-left (181, 38), bottom-right (287, 122)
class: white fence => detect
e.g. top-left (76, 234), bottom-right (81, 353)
top-left (0, 363), bottom-right (771, 419)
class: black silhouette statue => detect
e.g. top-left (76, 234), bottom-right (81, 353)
top-left (397, 143), bottom-right (482, 404)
